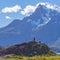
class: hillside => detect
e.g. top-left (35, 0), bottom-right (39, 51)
top-left (0, 38), bottom-right (55, 56)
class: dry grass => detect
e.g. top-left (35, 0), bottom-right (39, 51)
top-left (0, 55), bottom-right (60, 60)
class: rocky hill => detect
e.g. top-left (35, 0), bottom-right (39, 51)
top-left (0, 38), bottom-right (55, 56)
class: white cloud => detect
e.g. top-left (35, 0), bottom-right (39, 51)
top-left (21, 5), bottom-right (37, 16)
top-left (5, 16), bottom-right (11, 19)
top-left (2, 5), bottom-right (21, 13)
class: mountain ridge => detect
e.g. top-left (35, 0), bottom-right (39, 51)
top-left (0, 3), bottom-right (60, 50)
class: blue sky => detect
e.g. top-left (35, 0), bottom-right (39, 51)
top-left (0, 0), bottom-right (60, 28)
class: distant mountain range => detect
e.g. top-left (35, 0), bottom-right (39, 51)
top-left (0, 2), bottom-right (60, 50)
top-left (51, 47), bottom-right (60, 53)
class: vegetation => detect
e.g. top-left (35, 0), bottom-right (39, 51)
top-left (0, 55), bottom-right (60, 60)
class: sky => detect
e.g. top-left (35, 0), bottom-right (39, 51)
top-left (0, 0), bottom-right (60, 28)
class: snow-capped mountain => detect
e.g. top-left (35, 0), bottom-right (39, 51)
top-left (0, 2), bottom-right (60, 48)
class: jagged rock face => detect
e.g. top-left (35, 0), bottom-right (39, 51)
top-left (0, 41), bottom-right (54, 56)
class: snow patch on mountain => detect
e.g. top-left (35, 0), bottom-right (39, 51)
top-left (22, 2), bottom-right (60, 31)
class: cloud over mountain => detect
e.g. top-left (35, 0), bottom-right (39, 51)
top-left (21, 5), bottom-right (37, 16)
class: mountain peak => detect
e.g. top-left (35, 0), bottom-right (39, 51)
top-left (0, 2), bottom-right (60, 49)
top-left (37, 2), bottom-right (60, 12)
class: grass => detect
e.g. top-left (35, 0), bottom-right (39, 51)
top-left (0, 55), bottom-right (60, 60)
